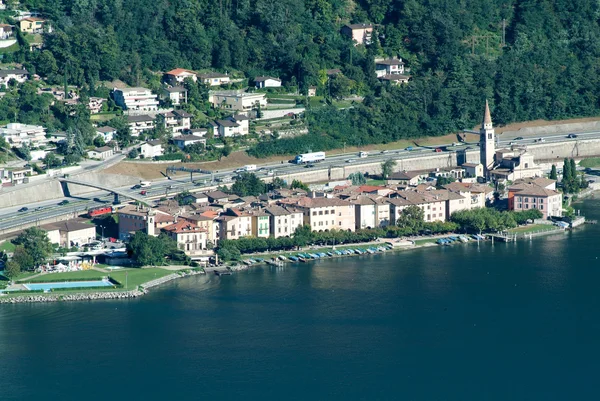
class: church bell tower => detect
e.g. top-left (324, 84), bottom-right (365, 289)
top-left (480, 99), bottom-right (495, 177)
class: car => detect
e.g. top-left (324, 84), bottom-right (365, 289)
top-left (305, 164), bottom-right (315, 168)
top-left (346, 159), bottom-right (355, 163)
top-left (514, 137), bottom-right (524, 140)
top-left (140, 190), bottom-right (147, 195)
top-left (18, 207), bottom-right (28, 212)
top-left (588, 179), bottom-right (595, 184)
top-left (131, 184), bottom-right (141, 190)
top-left (380, 150), bottom-right (388, 154)
top-left (35, 207), bottom-right (43, 211)
top-left (167, 185), bottom-right (174, 190)
top-left (266, 170), bottom-right (275, 176)
top-left (434, 148), bottom-right (443, 153)
top-left (535, 138), bottom-right (545, 143)
top-left (405, 146), bottom-right (414, 151)
top-left (58, 200), bottom-right (70, 206)
top-left (567, 134), bottom-right (578, 139)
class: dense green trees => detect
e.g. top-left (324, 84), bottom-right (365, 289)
top-left (451, 208), bottom-right (543, 234)
top-left (231, 172), bottom-right (266, 197)
top-left (127, 232), bottom-right (185, 266)
top-left (11, 227), bottom-right (53, 269)
top-left (562, 158), bottom-right (587, 194)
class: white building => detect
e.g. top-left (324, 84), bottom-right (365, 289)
top-left (0, 24), bottom-right (13, 39)
top-left (88, 97), bottom-right (105, 114)
top-left (209, 91), bottom-right (267, 111)
top-left (41, 221), bottom-right (97, 247)
top-left (87, 146), bottom-right (114, 160)
top-left (375, 59), bottom-right (405, 77)
top-left (162, 86), bottom-right (187, 105)
top-left (198, 73), bottom-right (230, 86)
top-left (127, 115), bottom-right (155, 137)
top-left (254, 76), bottom-right (282, 88)
top-left (140, 140), bottom-right (164, 159)
top-left (0, 69), bottom-right (28, 86)
top-left (96, 126), bottom-right (116, 143)
top-left (216, 119), bottom-right (241, 137)
top-left (0, 123), bottom-right (45, 147)
top-left (164, 68), bottom-right (197, 85)
top-left (160, 110), bottom-right (192, 135)
top-left (112, 87), bottom-right (159, 111)
top-left (172, 135), bottom-right (206, 150)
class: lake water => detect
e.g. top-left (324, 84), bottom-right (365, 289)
top-left (2, 198), bottom-right (600, 401)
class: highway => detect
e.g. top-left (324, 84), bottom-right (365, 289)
top-left (0, 129), bottom-right (596, 233)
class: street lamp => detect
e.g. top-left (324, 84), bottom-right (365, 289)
top-left (100, 225), bottom-right (105, 242)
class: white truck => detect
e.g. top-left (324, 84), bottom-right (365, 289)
top-left (294, 152), bottom-right (326, 164)
top-left (358, 151), bottom-right (369, 158)
top-left (140, 181), bottom-right (152, 188)
top-left (235, 164), bottom-right (257, 173)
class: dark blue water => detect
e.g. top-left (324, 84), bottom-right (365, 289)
top-left (2, 199), bottom-right (600, 401)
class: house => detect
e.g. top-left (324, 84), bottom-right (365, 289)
top-left (216, 119), bottom-right (241, 137)
top-left (127, 115), bottom-right (155, 137)
top-left (41, 220), bottom-right (96, 247)
top-left (206, 190), bottom-right (230, 204)
top-left (387, 197), bottom-right (413, 224)
top-left (96, 126), bottom-right (117, 143)
top-left (198, 72), bottom-right (230, 86)
top-left (19, 17), bottom-right (47, 34)
top-left (160, 110), bottom-right (192, 134)
top-left (387, 171), bottom-right (422, 186)
top-left (162, 86), bottom-right (187, 105)
top-left (0, 24), bottom-right (13, 39)
top-left (229, 114), bottom-right (250, 135)
top-left (265, 205), bottom-right (303, 238)
top-left (326, 69), bottom-right (342, 76)
top-left (352, 196), bottom-right (391, 229)
top-left (308, 86), bottom-right (317, 97)
top-left (164, 68), bottom-right (197, 85)
top-left (209, 91), bottom-right (267, 111)
top-left (254, 76), bottom-right (282, 88)
top-left (0, 69), bottom-right (28, 86)
top-left (87, 146), bottom-right (114, 160)
top-left (443, 182), bottom-right (489, 209)
top-left (181, 213), bottom-right (219, 245)
top-left (162, 219), bottom-right (209, 256)
top-left (375, 59), bottom-right (405, 77)
top-left (172, 135), bottom-right (206, 150)
top-left (217, 209), bottom-right (253, 240)
top-left (181, 192), bottom-right (209, 205)
top-left (508, 183), bottom-right (562, 219)
top-left (395, 191), bottom-right (448, 223)
top-left (341, 23), bottom-right (373, 45)
top-left (294, 197), bottom-right (356, 232)
top-left (117, 205), bottom-right (176, 240)
top-left (0, 123), bottom-right (45, 147)
top-left (490, 148), bottom-right (543, 181)
top-left (250, 210), bottom-right (270, 238)
top-left (87, 97), bottom-right (105, 114)
top-left (0, 167), bottom-right (33, 185)
top-left (186, 128), bottom-right (207, 137)
top-left (462, 163), bottom-right (484, 178)
top-left (378, 74), bottom-right (410, 85)
top-left (112, 87), bottom-right (159, 111)
top-left (139, 140), bottom-right (164, 159)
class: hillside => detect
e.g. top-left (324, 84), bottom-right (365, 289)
top-left (12, 0), bottom-right (600, 157)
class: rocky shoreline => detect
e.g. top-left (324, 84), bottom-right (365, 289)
top-left (0, 269), bottom-right (205, 304)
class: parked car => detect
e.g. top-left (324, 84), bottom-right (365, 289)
top-left (18, 207), bottom-right (28, 212)
top-left (58, 200), bottom-right (70, 206)
top-left (567, 134), bottom-right (578, 138)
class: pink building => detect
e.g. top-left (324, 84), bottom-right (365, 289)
top-left (508, 183), bottom-right (562, 219)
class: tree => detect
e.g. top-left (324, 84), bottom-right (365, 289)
top-left (128, 148), bottom-right (139, 159)
top-left (381, 159), bottom-right (397, 180)
top-left (396, 205), bottom-right (424, 232)
top-left (231, 173), bottom-right (266, 196)
top-left (4, 259), bottom-right (21, 279)
top-left (12, 228), bottom-right (53, 269)
top-left (11, 246), bottom-right (35, 272)
top-left (43, 153), bottom-right (61, 169)
top-left (550, 165), bottom-right (557, 180)
top-left (290, 179), bottom-right (310, 191)
top-left (127, 232), bottom-right (177, 266)
top-left (348, 172), bottom-right (367, 185)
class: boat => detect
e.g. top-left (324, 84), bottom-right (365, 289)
top-left (326, 252), bottom-right (334, 257)
top-left (436, 239), bottom-right (446, 245)
top-left (298, 257), bottom-right (307, 262)
top-left (319, 253), bottom-right (328, 258)
top-left (215, 270), bottom-right (232, 276)
top-left (288, 256), bottom-right (298, 262)
top-left (459, 236), bottom-right (470, 242)
top-left (278, 255), bottom-right (288, 261)
top-left (366, 249), bottom-right (375, 254)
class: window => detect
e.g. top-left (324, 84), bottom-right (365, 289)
top-left (312, 211), bottom-right (317, 216)
top-left (324, 210), bottom-right (329, 215)
top-left (517, 203), bottom-right (522, 209)
top-left (525, 204), bottom-right (529, 209)
top-left (525, 198), bottom-right (529, 202)
top-left (338, 222), bottom-right (342, 226)
top-left (427, 214), bottom-right (431, 220)
top-left (488, 133), bottom-right (492, 139)
top-left (532, 198), bottom-right (536, 203)
top-left (331, 210), bottom-right (335, 214)
top-left (319, 211), bottom-right (323, 215)
top-left (278, 228), bottom-right (281, 233)
top-left (540, 205), bottom-right (544, 210)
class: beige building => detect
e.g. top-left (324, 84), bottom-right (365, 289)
top-left (20, 17), bottom-right (47, 33)
top-left (117, 206), bottom-right (176, 240)
top-left (41, 221), bottom-right (96, 247)
top-left (165, 68), bottom-right (198, 85)
top-left (490, 148), bottom-right (543, 181)
top-left (387, 171), bottom-right (422, 186)
top-left (462, 163), bottom-right (484, 178)
top-left (181, 213), bottom-right (220, 245)
top-left (265, 205), bottom-right (304, 238)
top-left (352, 196), bottom-right (391, 229)
top-left (341, 23), bottom-right (373, 45)
top-left (217, 209), bottom-right (253, 240)
top-left (295, 197), bottom-right (356, 232)
top-left (199, 73), bottom-right (230, 86)
top-left (87, 146), bottom-right (113, 159)
top-left (162, 219), bottom-right (209, 256)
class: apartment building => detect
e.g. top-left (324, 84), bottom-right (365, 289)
top-left (0, 123), bottom-right (45, 147)
top-left (209, 91), bottom-right (267, 111)
top-left (112, 87), bottom-right (159, 111)
top-left (265, 205), bottom-right (304, 238)
top-left (295, 197), bottom-right (356, 232)
top-left (508, 183), bottom-right (562, 219)
top-left (127, 115), bottom-right (155, 137)
top-left (162, 219), bottom-right (209, 256)
top-left (217, 209), bottom-right (253, 240)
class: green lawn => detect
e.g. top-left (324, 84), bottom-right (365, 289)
top-left (107, 268), bottom-right (173, 289)
top-left (507, 224), bottom-right (559, 234)
top-left (17, 267), bottom-right (172, 290)
top-left (366, 179), bottom-right (386, 186)
top-left (91, 113), bottom-right (117, 122)
top-left (0, 241), bottom-right (15, 253)
top-left (579, 158), bottom-right (600, 168)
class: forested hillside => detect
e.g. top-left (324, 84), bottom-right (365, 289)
top-left (10, 0), bottom-right (600, 157)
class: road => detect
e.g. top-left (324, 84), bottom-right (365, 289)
top-left (0, 130), bottom-right (596, 233)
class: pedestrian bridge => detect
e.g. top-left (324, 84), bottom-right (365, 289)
top-left (57, 178), bottom-right (147, 204)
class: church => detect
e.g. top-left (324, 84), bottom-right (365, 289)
top-left (475, 100), bottom-right (543, 182)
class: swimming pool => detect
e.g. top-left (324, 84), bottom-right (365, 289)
top-left (23, 280), bottom-right (114, 291)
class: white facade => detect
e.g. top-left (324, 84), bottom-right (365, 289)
top-left (96, 126), bottom-right (116, 143)
top-left (209, 91), bottom-right (267, 111)
top-left (0, 69), bottom-right (28, 86)
top-left (199, 73), bottom-right (230, 86)
top-left (140, 141), bottom-right (164, 159)
top-left (87, 146), bottom-right (114, 159)
top-left (255, 77), bottom-right (282, 88)
top-left (165, 69), bottom-right (197, 85)
top-left (112, 87), bottom-right (159, 111)
top-left (172, 135), bottom-right (206, 150)
top-left (127, 115), bottom-right (155, 137)
top-left (0, 123), bottom-right (45, 147)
